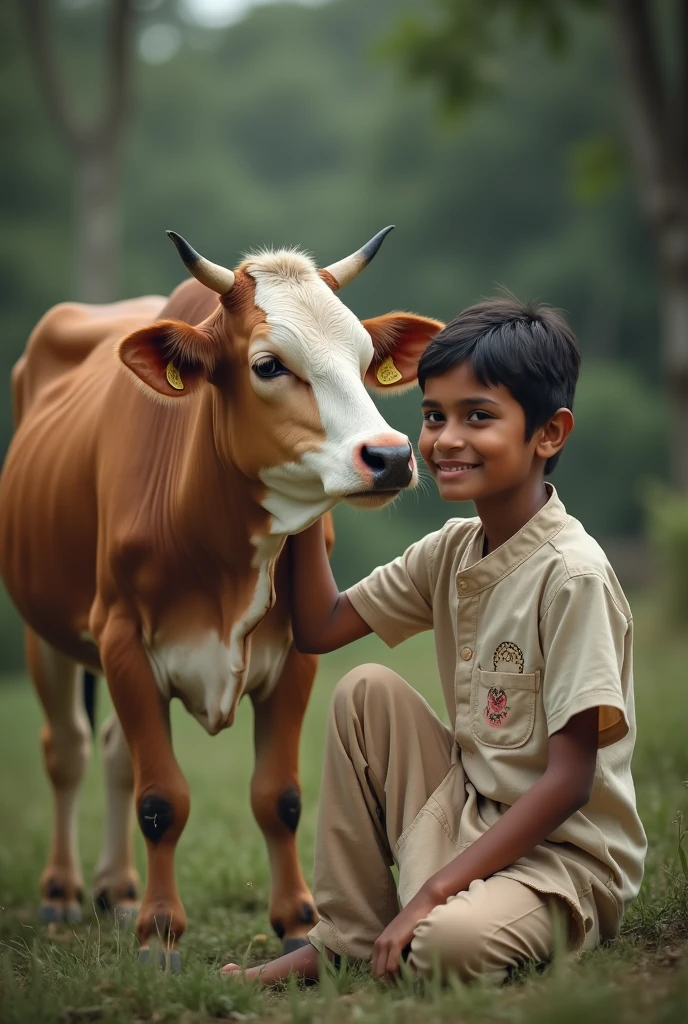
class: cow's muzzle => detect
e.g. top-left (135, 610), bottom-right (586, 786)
top-left (360, 443), bottom-right (414, 491)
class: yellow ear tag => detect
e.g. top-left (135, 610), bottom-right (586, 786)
top-left (165, 362), bottom-right (184, 391)
top-left (376, 355), bottom-right (403, 386)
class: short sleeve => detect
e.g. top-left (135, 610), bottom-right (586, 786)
top-left (345, 530), bottom-right (439, 648)
top-left (540, 573), bottom-right (631, 747)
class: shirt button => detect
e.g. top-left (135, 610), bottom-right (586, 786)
top-left (458, 579), bottom-right (468, 591)
top-left (460, 647), bottom-right (473, 661)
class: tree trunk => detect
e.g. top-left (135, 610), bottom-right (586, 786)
top-left (662, 274), bottom-right (688, 491)
top-left (74, 144), bottom-right (120, 303)
top-left (608, 0), bottom-right (688, 493)
top-left (22, 0), bottom-right (135, 305)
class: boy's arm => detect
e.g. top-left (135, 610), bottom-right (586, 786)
top-left (372, 707), bottom-right (599, 978)
top-left (289, 518), bottom-right (372, 654)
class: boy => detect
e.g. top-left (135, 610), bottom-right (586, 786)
top-left (222, 297), bottom-right (646, 983)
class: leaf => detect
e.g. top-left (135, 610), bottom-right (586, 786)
top-left (569, 135), bottom-right (626, 203)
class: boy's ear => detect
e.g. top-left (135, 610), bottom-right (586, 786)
top-left (118, 318), bottom-right (223, 398)
top-left (362, 313), bottom-right (444, 395)
top-left (535, 408), bottom-right (575, 461)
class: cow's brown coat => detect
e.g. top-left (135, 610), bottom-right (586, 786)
top-left (0, 249), bottom-right (441, 954)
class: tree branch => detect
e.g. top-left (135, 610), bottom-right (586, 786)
top-left (98, 0), bottom-right (136, 149)
top-left (677, 0), bottom-right (688, 171)
top-left (22, 0), bottom-right (136, 156)
top-left (21, 0), bottom-right (87, 151)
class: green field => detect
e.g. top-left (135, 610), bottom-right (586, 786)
top-left (1, 608), bottom-right (687, 1023)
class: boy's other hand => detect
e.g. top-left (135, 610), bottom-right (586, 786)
top-left (371, 884), bottom-right (443, 979)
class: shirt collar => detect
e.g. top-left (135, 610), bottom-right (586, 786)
top-left (455, 484), bottom-right (569, 597)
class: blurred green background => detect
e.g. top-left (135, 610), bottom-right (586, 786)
top-left (1, 7), bottom-right (687, 1016)
top-left (0, 0), bottom-right (679, 670)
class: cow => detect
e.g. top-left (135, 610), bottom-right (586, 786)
top-left (0, 227), bottom-right (443, 968)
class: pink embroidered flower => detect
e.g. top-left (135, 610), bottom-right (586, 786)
top-left (484, 686), bottom-right (509, 727)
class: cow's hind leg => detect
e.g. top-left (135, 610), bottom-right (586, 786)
top-left (99, 615), bottom-right (189, 970)
top-left (93, 712), bottom-right (140, 918)
top-left (26, 628), bottom-right (91, 923)
top-left (250, 646), bottom-right (318, 953)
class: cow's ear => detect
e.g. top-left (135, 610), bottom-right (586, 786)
top-left (118, 319), bottom-right (222, 398)
top-left (362, 313), bottom-right (444, 395)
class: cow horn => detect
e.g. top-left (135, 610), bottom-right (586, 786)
top-left (167, 231), bottom-right (235, 294)
top-left (322, 225), bottom-right (395, 289)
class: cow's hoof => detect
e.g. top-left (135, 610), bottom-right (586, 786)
top-left (40, 903), bottom-right (82, 924)
top-left (167, 950), bottom-right (182, 974)
top-left (138, 946), bottom-right (182, 973)
top-left (282, 937), bottom-right (310, 954)
top-left (40, 904), bottom-right (62, 924)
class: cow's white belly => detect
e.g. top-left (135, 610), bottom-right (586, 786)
top-left (145, 628), bottom-right (290, 734)
top-left (243, 630), bottom-right (291, 698)
top-left (144, 533), bottom-right (287, 735)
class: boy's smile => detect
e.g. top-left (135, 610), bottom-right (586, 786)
top-left (418, 362), bottom-right (542, 505)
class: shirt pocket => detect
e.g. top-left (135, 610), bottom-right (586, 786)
top-left (470, 668), bottom-right (540, 749)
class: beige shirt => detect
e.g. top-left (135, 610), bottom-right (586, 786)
top-left (346, 486), bottom-right (647, 940)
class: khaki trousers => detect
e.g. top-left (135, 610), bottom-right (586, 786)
top-left (308, 665), bottom-right (573, 982)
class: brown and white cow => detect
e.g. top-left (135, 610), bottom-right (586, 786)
top-left (0, 227), bottom-right (442, 967)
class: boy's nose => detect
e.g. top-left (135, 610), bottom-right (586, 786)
top-left (435, 437), bottom-right (467, 454)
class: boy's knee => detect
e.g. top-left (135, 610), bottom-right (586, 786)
top-left (409, 900), bottom-right (494, 981)
top-left (409, 880), bottom-right (555, 982)
top-left (333, 663), bottom-right (403, 711)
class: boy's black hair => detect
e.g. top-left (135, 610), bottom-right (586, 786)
top-left (417, 296), bottom-right (580, 475)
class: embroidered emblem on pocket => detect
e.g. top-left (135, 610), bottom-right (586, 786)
top-left (485, 686), bottom-right (510, 727)
top-left (493, 641), bottom-right (524, 673)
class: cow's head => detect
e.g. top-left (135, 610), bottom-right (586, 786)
top-left (119, 228), bottom-right (443, 533)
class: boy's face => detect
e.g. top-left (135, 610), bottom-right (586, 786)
top-left (418, 361), bottom-right (544, 504)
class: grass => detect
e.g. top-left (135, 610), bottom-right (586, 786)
top-left (0, 598), bottom-right (687, 1022)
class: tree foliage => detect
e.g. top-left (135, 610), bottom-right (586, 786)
top-left (0, 0), bottom-right (673, 665)
top-left (386, 0), bottom-right (603, 112)
top-left (387, 0), bottom-right (688, 491)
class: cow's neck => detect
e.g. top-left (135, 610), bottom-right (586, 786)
top-left (257, 471), bottom-right (334, 537)
top-left (150, 389), bottom-right (287, 731)
top-left (174, 389), bottom-right (276, 570)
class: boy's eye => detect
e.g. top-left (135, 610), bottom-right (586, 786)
top-left (467, 410), bottom-right (493, 422)
top-left (423, 411), bottom-right (445, 424)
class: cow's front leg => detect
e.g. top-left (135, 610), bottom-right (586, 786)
top-left (250, 646), bottom-right (318, 953)
top-left (99, 613), bottom-right (189, 968)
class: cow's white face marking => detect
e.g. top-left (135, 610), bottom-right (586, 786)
top-left (144, 534), bottom-right (285, 734)
top-left (244, 252), bottom-right (416, 533)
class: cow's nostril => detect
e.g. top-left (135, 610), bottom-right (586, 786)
top-left (360, 447), bottom-right (387, 473)
top-left (360, 443), bottom-right (413, 490)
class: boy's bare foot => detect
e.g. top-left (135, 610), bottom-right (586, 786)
top-left (221, 941), bottom-right (327, 985)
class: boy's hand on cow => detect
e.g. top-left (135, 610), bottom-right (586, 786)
top-left (371, 882), bottom-right (443, 979)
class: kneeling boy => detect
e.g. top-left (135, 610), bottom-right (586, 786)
top-left (223, 296), bottom-right (647, 983)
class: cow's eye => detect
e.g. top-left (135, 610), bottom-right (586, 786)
top-left (252, 357), bottom-right (289, 379)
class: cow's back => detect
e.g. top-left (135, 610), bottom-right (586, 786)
top-left (12, 296), bottom-right (167, 427)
